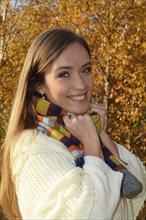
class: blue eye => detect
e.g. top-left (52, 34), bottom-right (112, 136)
top-left (83, 66), bottom-right (92, 73)
top-left (58, 71), bottom-right (69, 78)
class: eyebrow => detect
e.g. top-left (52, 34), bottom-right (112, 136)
top-left (55, 62), bottom-right (92, 71)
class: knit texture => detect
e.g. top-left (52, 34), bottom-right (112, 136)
top-left (11, 130), bottom-right (145, 220)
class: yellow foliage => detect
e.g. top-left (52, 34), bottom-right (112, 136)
top-left (0, 0), bottom-right (146, 218)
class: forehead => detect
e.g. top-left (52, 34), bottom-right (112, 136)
top-left (53, 43), bottom-right (90, 67)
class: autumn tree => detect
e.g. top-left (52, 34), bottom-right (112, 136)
top-left (1, 0), bottom-right (145, 159)
top-left (0, 0), bottom-right (145, 219)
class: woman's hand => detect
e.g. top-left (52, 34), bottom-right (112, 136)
top-left (63, 114), bottom-right (102, 157)
top-left (90, 103), bottom-right (106, 133)
top-left (90, 103), bottom-right (119, 157)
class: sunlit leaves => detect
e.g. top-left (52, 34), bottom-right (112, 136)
top-left (0, 1), bottom-right (145, 219)
top-left (0, 0), bottom-right (145, 166)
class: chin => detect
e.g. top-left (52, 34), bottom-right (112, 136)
top-left (69, 107), bottom-right (89, 115)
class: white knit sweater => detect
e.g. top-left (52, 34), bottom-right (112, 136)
top-left (11, 130), bottom-right (145, 220)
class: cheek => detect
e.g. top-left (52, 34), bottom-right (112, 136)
top-left (87, 76), bottom-right (94, 89)
top-left (50, 83), bottom-right (69, 99)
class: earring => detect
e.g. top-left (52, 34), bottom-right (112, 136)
top-left (42, 94), bottom-right (45, 99)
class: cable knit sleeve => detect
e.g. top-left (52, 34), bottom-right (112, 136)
top-left (11, 130), bottom-right (123, 219)
top-left (115, 142), bottom-right (146, 219)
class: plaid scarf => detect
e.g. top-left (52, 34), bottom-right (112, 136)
top-left (32, 96), bottom-right (126, 170)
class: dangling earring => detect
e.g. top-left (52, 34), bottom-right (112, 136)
top-left (42, 94), bottom-right (45, 99)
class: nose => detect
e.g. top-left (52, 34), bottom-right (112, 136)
top-left (73, 75), bottom-right (87, 91)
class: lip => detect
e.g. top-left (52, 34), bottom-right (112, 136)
top-left (67, 93), bottom-right (87, 102)
top-left (67, 92), bottom-right (87, 97)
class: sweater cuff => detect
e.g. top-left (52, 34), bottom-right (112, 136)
top-left (83, 156), bottom-right (123, 178)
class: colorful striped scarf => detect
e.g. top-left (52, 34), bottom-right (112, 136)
top-left (32, 96), bottom-right (125, 170)
top-left (32, 96), bottom-right (143, 199)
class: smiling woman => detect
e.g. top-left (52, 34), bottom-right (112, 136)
top-left (0, 29), bottom-right (145, 220)
top-left (37, 43), bottom-right (93, 114)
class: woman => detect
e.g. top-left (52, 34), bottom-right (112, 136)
top-left (0, 29), bottom-right (145, 220)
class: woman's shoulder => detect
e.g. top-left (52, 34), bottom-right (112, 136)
top-left (11, 130), bottom-right (74, 181)
top-left (13, 129), bottom-right (68, 156)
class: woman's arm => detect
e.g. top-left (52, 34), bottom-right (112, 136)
top-left (12, 132), bottom-right (123, 220)
top-left (116, 142), bottom-right (145, 186)
top-left (90, 103), bottom-right (119, 157)
top-left (115, 142), bottom-right (146, 218)
top-left (100, 130), bottom-right (119, 157)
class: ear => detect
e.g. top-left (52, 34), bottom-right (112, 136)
top-left (36, 84), bottom-right (45, 95)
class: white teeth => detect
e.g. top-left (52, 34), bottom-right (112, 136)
top-left (68, 95), bottom-right (86, 101)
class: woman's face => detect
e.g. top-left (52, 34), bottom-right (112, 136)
top-left (40, 43), bottom-right (93, 114)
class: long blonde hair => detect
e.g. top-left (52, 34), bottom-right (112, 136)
top-left (0, 28), bottom-right (91, 219)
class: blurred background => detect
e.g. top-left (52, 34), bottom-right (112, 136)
top-left (0, 0), bottom-right (145, 219)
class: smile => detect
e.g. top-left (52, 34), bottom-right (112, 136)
top-left (67, 94), bottom-right (86, 101)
